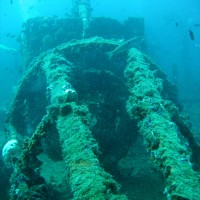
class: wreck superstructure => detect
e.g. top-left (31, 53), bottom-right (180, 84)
top-left (1, 10), bottom-right (200, 200)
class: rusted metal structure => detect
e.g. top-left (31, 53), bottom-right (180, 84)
top-left (2, 15), bottom-right (200, 200)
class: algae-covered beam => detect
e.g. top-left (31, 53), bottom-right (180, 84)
top-left (124, 48), bottom-right (200, 200)
top-left (41, 50), bottom-right (128, 199)
top-left (9, 114), bottom-right (53, 200)
top-left (57, 103), bottom-right (128, 200)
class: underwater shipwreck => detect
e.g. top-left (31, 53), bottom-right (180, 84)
top-left (1, 2), bottom-right (200, 200)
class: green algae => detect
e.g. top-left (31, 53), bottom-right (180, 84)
top-left (57, 104), bottom-right (127, 200)
top-left (125, 48), bottom-right (200, 200)
top-left (6, 37), bottom-right (200, 200)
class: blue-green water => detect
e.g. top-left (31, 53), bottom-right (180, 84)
top-left (0, 1), bottom-right (200, 200)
